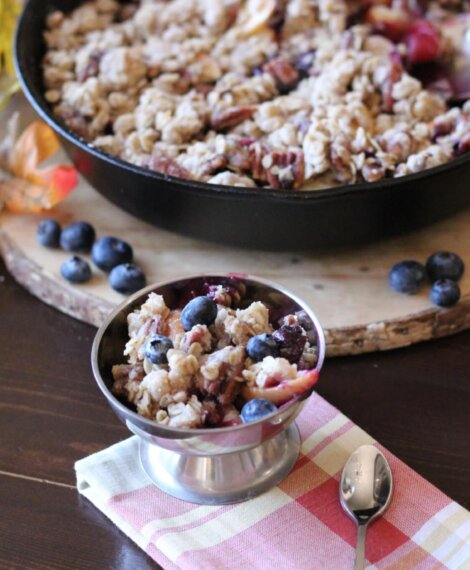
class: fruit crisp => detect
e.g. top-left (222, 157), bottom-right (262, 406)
top-left (42, 0), bottom-right (470, 190)
top-left (111, 283), bottom-right (320, 428)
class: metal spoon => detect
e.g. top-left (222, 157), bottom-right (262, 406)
top-left (339, 445), bottom-right (393, 570)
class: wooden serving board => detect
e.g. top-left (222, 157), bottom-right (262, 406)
top-left (1, 96), bottom-right (470, 356)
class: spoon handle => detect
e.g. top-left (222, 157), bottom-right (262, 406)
top-left (354, 524), bottom-right (367, 570)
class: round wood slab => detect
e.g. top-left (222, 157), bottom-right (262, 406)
top-left (1, 96), bottom-right (469, 356)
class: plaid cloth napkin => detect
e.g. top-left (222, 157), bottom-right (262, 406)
top-left (75, 394), bottom-right (470, 570)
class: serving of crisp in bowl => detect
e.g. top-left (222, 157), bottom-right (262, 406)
top-left (91, 274), bottom-right (326, 504)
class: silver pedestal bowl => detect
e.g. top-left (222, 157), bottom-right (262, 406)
top-left (91, 274), bottom-right (326, 505)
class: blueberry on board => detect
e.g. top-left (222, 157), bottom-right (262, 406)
top-left (109, 263), bottom-right (146, 295)
top-left (180, 296), bottom-right (218, 331)
top-left (145, 335), bottom-right (174, 365)
top-left (246, 333), bottom-right (281, 362)
top-left (241, 399), bottom-right (278, 423)
top-left (92, 236), bottom-right (133, 272)
top-left (429, 279), bottom-right (461, 308)
top-left (388, 260), bottom-right (426, 294)
top-left (426, 251), bottom-right (464, 282)
top-left (60, 221), bottom-right (96, 252)
top-left (60, 256), bottom-right (92, 284)
top-left (37, 219), bottom-right (61, 248)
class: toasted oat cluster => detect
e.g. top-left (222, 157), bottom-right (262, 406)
top-left (111, 284), bottom-right (319, 428)
top-left (43, 0), bottom-right (470, 190)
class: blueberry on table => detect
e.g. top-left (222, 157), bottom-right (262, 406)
top-left (247, 333), bottom-right (280, 362)
top-left (61, 256), bottom-right (92, 284)
top-left (92, 236), bottom-right (133, 272)
top-left (426, 251), bottom-right (464, 282)
top-left (60, 221), bottom-right (96, 252)
top-left (109, 263), bottom-right (146, 295)
top-left (37, 219), bottom-right (61, 248)
top-left (241, 399), bottom-right (278, 423)
top-left (388, 260), bottom-right (426, 294)
top-left (430, 279), bottom-right (461, 308)
top-left (145, 335), bottom-right (174, 365)
top-left (181, 296), bottom-right (218, 331)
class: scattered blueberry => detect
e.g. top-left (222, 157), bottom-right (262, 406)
top-left (425, 251), bottom-right (464, 282)
top-left (145, 335), bottom-right (174, 365)
top-left (429, 279), bottom-right (461, 308)
top-left (388, 260), bottom-right (426, 294)
top-left (60, 256), bottom-right (92, 284)
top-left (241, 399), bottom-right (278, 423)
top-left (60, 221), bottom-right (96, 252)
top-left (92, 236), bottom-right (133, 272)
top-left (273, 324), bottom-right (306, 363)
top-left (246, 333), bottom-right (280, 362)
top-left (109, 263), bottom-right (146, 295)
top-left (37, 219), bottom-right (61, 248)
top-left (181, 296), bottom-right (218, 331)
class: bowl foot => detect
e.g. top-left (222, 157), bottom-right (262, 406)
top-left (139, 423), bottom-right (301, 505)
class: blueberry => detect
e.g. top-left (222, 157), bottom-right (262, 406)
top-left (60, 256), bottom-right (92, 284)
top-left (144, 334), bottom-right (174, 365)
top-left (430, 279), bottom-right (461, 308)
top-left (241, 399), bottom-right (278, 423)
top-left (92, 236), bottom-right (133, 272)
top-left (37, 219), bottom-right (61, 248)
top-left (426, 251), bottom-right (464, 282)
top-left (60, 221), bottom-right (96, 252)
top-left (181, 296), bottom-right (217, 331)
top-left (273, 325), bottom-right (306, 363)
top-left (246, 333), bottom-right (280, 362)
top-left (109, 263), bottom-right (146, 295)
top-left (388, 260), bottom-right (426, 294)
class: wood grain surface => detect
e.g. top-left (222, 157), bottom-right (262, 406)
top-left (1, 178), bottom-right (470, 357)
top-left (0, 258), bottom-right (469, 569)
top-left (2, 94), bottom-right (470, 357)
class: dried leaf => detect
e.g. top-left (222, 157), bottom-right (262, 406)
top-left (0, 120), bottom-right (78, 213)
top-left (10, 121), bottom-right (60, 180)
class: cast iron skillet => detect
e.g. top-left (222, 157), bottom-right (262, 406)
top-left (14, 0), bottom-right (470, 250)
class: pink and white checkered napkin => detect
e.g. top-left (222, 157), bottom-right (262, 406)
top-left (75, 393), bottom-right (470, 570)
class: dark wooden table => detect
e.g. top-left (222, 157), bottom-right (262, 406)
top-left (0, 258), bottom-right (469, 570)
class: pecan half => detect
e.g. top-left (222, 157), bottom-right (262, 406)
top-left (200, 154), bottom-right (228, 175)
top-left (250, 144), bottom-right (305, 189)
top-left (265, 149), bottom-right (305, 190)
top-left (263, 57), bottom-right (299, 93)
top-left (149, 155), bottom-right (192, 179)
top-left (210, 106), bottom-right (256, 130)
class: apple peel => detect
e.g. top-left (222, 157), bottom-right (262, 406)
top-left (0, 117), bottom-right (78, 213)
top-left (242, 368), bottom-right (320, 405)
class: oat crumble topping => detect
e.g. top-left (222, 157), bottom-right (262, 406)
top-left (111, 285), bottom-right (319, 428)
top-left (43, 0), bottom-right (470, 190)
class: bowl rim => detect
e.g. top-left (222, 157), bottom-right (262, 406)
top-left (91, 273), bottom-right (326, 436)
top-left (14, 0), bottom-right (470, 203)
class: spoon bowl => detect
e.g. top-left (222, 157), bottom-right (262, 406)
top-left (340, 445), bottom-right (393, 569)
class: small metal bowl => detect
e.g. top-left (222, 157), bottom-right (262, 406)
top-left (91, 274), bottom-right (326, 504)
